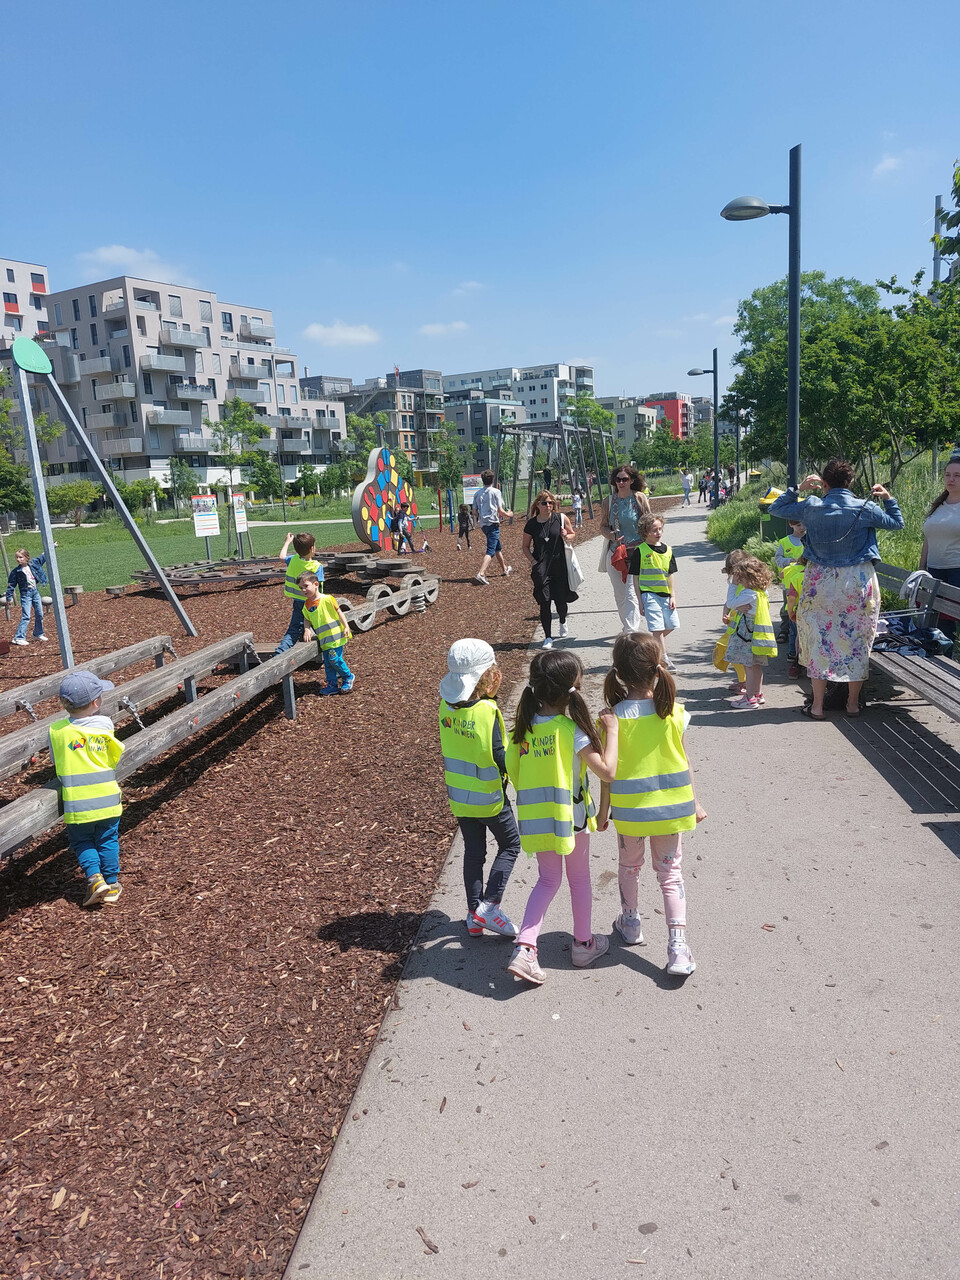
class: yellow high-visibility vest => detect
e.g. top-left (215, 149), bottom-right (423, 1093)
top-left (303, 595), bottom-right (349, 651)
top-left (608, 704), bottom-right (697, 836)
top-left (782, 562), bottom-right (805, 598)
top-left (776, 535), bottom-right (803, 580)
top-left (439, 698), bottom-right (505, 819)
top-left (284, 554), bottom-right (322, 600)
top-left (48, 718), bottom-right (123, 825)
top-left (635, 543), bottom-right (672, 594)
top-left (505, 715), bottom-right (595, 855)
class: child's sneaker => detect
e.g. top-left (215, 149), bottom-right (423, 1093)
top-left (471, 901), bottom-right (517, 937)
top-left (465, 911), bottom-right (484, 937)
top-left (102, 882), bottom-right (123, 905)
top-left (666, 937), bottom-right (696, 976)
top-left (571, 933), bottom-right (610, 967)
top-left (340, 678), bottom-right (355, 694)
top-left (82, 873), bottom-right (110, 907)
top-left (12, 637), bottom-right (28, 646)
top-left (36, 635), bottom-right (49, 643)
top-left (319, 685), bottom-right (340, 697)
top-left (730, 695), bottom-right (759, 711)
top-left (507, 945), bottom-right (545, 985)
top-left (613, 910), bottom-right (645, 946)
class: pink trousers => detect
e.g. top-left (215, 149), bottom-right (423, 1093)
top-left (617, 832), bottom-right (686, 927)
top-left (516, 832), bottom-right (593, 947)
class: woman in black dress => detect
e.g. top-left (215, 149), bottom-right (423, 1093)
top-left (522, 490), bottom-right (577, 649)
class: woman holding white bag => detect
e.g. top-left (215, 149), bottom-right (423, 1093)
top-left (598, 464), bottom-right (652, 634)
top-left (522, 491), bottom-right (578, 649)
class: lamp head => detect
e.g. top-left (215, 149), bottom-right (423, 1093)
top-left (720, 195), bottom-right (771, 221)
top-left (687, 368), bottom-right (706, 377)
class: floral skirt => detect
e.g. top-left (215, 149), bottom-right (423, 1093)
top-left (797, 561), bottom-right (880, 681)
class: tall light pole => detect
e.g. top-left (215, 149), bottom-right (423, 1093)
top-left (688, 347), bottom-right (719, 506)
top-left (721, 143), bottom-right (801, 489)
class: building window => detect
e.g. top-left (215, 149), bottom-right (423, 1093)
top-left (122, 344), bottom-right (131, 368)
top-left (211, 353), bottom-right (221, 374)
top-left (259, 382), bottom-right (272, 402)
top-left (617, 415), bottom-right (625, 424)
top-left (277, 384), bottom-right (285, 404)
top-left (130, 403), bottom-right (138, 424)
top-left (221, 312), bottom-right (233, 332)
top-left (167, 295), bottom-right (183, 318)
top-left (37, 320), bottom-right (49, 334)
top-left (72, 299), bottom-right (81, 321)
top-left (6, 316), bottom-right (22, 332)
top-left (90, 323), bottom-right (98, 345)
top-left (198, 300), bottom-right (213, 322)
top-left (4, 269), bottom-right (13, 283)
top-left (70, 328), bottom-right (79, 350)
top-left (136, 315), bottom-right (147, 335)
top-left (148, 428), bottom-right (160, 449)
top-left (240, 314), bottom-right (248, 325)
top-left (195, 352), bottom-right (204, 374)
top-left (31, 294), bottom-right (43, 310)
top-left (290, 385), bottom-right (298, 404)
top-left (53, 302), bottom-right (62, 326)
top-left (201, 326), bottom-right (211, 345)
top-left (88, 294), bottom-right (97, 317)
top-left (541, 398), bottom-right (547, 404)
top-left (143, 373), bottom-right (153, 395)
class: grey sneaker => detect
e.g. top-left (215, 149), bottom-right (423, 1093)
top-left (571, 933), bottom-right (610, 968)
top-left (558, 622), bottom-right (569, 638)
top-left (666, 938), bottom-right (696, 976)
top-left (12, 637), bottom-right (28, 646)
top-left (82, 874), bottom-right (110, 907)
top-left (474, 573), bottom-right (489, 585)
top-left (507, 945), bottom-right (545, 985)
top-left (613, 910), bottom-right (645, 946)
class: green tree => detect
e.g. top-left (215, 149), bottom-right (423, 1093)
top-left (163, 456), bottom-right (196, 514)
top-left (319, 461), bottom-right (349, 502)
top-left (296, 462), bottom-right (321, 503)
top-left (246, 449), bottom-right (284, 500)
top-left (0, 455), bottom-right (34, 512)
top-left (645, 423), bottom-right (682, 470)
top-left (112, 473), bottom-right (162, 516)
top-left (46, 480), bottom-right (101, 527)
top-left (933, 160), bottom-right (960, 260)
top-left (346, 412), bottom-right (387, 456)
top-left (205, 399), bottom-right (270, 553)
top-left (432, 420), bottom-right (475, 490)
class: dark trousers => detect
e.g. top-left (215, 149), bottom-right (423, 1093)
top-left (928, 565), bottom-right (960, 639)
top-left (459, 797), bottom-right (521, 912)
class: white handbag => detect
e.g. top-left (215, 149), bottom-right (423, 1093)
top-left (565, 542), bottom-right (584, 591)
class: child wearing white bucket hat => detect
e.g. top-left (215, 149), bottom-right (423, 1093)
top-left (438, 638), bottom-right (520, 938)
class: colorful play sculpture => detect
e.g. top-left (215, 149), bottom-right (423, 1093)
top-left (352, 446), bottom-right (418, 551)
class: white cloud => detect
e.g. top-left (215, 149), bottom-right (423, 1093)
top-left (654, 328), bottom-right (682, 339)
top-left (76, 244), bottom-right (195, 286)
top-left (713, 315), bottom-right (737, 327)
top-left (452, 280), bottom-right (484, 295)
top-left (419, 320), bottom-right (468, 337)
top-left (873, 154), bottom-right (902, 178)
top-left (302, 320), bottom-right (380, 347)
top-left (683, 312), bottom-right (710, 323)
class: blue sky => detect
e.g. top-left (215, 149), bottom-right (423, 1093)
top-left (3, 0), bottom-right (954, 399)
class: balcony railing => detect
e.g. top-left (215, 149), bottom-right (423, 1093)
top-left (141, 353), bottom-right (186, 374)
top-left (94, 380), bottom-right (136, 402)
top-left (239, 321), bottom-right (275, 341)
top-left (106, 328), bottom-right (129, 339)
top-left (87, 411), bottom-right (126, 430)
top-left (159, 328), bottom-right (209, 348)
top-left (50, 350), bottom-right (80, 384)
top-left (82, 355), bottom-right (118, 376)
top-left (135, 299), bottom-right (159, 311)
top-left (220, 338), bottom-right (290, 354)
top-left (103, 300), bottom-right (126, 314)
top-left (167, 382), bottom-right (215, 401)
top-left (228, 387), bottom-right (265, 403)
top-left (147, 408), bottom-right (195, 427)
top-left (229, 362), bottom-right (271, 380)
top-left (171, 435), bottom-right (219, 452)
top-left (96, 437), bottom-right (143, 458)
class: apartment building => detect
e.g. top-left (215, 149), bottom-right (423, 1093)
top-left (691, 395), bottom-right (714, 427)
top-left (1, 257), bottom-right (50, 346)
top-left (443, 362), bottom-right (595, 425)
top-left (443, 387), bottom-right (526, 470)
top-left (327, 369), bottom-right (444, 470)
top-left (596, 397), bottom-right (658, 454)
top-left (642, 392), bottom-right (694, 440)
top-left (41, 275), bottom-right (331, 490)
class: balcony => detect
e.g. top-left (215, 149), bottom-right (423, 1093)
top-left (82, 355), bottom-right (118, 375)
top-left (167, 382), bottom-right (215, 401)
top-left (94, 380), bottom-right (136, 402)
top-left (227, 387), bottom-right (265, 404)
top-left (172, 435), bottom-right (219, 453)
top-left (159, 328), bottom-right (208, 348)
top-left (96, 437), bottom-right (143, 458)
top-left (50, 350), bottom-right (80, 384)
top-left (239, 321), bottom-right (275, 341)
top-left (87, 411), bottom-right (126, 430)
top-left (147, 408), bottom-right (195, 427)
top-left (229, 362), bottom-right (271, 380)
top-left (221, 338), bottom-right (290, 354)
top-left (261, 435), bottom-right (310, 452)
top-left (141, 353), bottom-right (186, 374)
top-left (135, 298), bottom-right (159, 311)
top-left (103, 300), bottom-right (126, 314)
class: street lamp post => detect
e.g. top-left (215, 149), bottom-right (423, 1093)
top-left (720, 143), bottom-right (801, 489)
top-left (687, 347), bottom-right (720, 506)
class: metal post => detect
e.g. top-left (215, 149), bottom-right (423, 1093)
top-left (557, 421), bottom-right (577, 516)
top-left (508, 430), bottom-right (520, 516)
top-left (785, 143), bottom-right (802, 490)
top-left (526, 434), bottom-right (540, 515)
top-left (12, 366), bottom-right (74, 668)
top-left (204, 536), bottom-right (212, 561)
top-left (586, 425), bottom-right (604, 506)
top-left (711, 346), bottom-right (720, 507)
top-left (492, 425), bottom-right (505, 487)
top-left (572, 425), bottom-right (594, 518)
top-left (735, 423), bottom-right (741, 491)
top-left (41, 371), bottom-right (198, 636)
top-left (933, 194), bottom-right (943, 480)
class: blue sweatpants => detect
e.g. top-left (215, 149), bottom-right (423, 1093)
top-left (66, 816), bottom-right (121, 883)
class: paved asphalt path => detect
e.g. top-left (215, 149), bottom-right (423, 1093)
top-left (286, 506), bottom-right (960, 1279)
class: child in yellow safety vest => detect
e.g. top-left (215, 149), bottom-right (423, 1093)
top-left (774, 520), bottom-right (806, 651)
top-left (438, 638), bottom-right (521, 938)
top-left (783, 558), bottom-right (806, 678)
top-left (724, 555), bottom-right (777, 711)
top-left (274, 531), bottom-right (322, 656)
top-left (504, 649), bottom-right (619, 985)
top-left (299, 572), bottom-right (354, 696)
top-left (720, 549), bottom-right (749, 695)
top-left (630, 512), bottom-right (680, 671)
top-left (48, 671), bottom-right (125, 907)
top-left (596, 633), bottom-right (706, 976)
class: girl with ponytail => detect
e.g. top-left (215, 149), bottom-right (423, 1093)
top-left (505, 650), bottom-right (619, 985)
top-left (597, 634), bottom-right (706, 977)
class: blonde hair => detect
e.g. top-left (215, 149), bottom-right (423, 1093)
top-left (529, 489), bottom-right (559, 518)
top-left (733, 555), bottom-right (772, 591)
top-left (637, 511), bottom-right (664, 545)
top-left (472, 666), bottom-right (502, 700)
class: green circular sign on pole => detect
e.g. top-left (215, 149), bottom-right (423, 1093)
top-left (11, 336), bottom-right (53, 375)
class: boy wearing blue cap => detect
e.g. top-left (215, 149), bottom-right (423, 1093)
top-left (48, 671), bottom-right (125, 907)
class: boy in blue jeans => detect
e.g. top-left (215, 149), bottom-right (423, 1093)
top-left (6, 547), bottom-right (50, 646)
top-left (48, 671), bottom-right (125, 907)
top-left (299, 572), bottom-right (354, 695)
top-left (273, 531), bottom-right (321, 655)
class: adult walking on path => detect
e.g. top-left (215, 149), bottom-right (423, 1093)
top-left (682, 469), bottom-right (693, 505)
top-left (769, 458), bottom-right (903, 719)
top-left (920, 455), bottom-right (960, 637)
top-left (522, 490), bottom-right (577, 649)
top-left (472, 468), bottom-right (514, 585)
top-left (598, 463), bottom-right (651, 634)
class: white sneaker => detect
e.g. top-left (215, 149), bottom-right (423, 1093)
top-left (558, 622), bottom-right (569, 638)
top-left (666, 937), bottom-right (696, 976)
top-left (12, 637), bottom-right (28, 646)
top-left (472, 901), bottom-right (517, 937)
top-left (474, 573), bottom-right (489, 585)
top-left (507, 945), bottom-right (545, 985)
top-left (613, 910), bottom-right (645, 946)
top-left (730, 695), bottom-right (759, 711)
top-left (36, 635), bottom-right (49, 643)
top-left (541, 637), bottom-right (554, 649)
top-left (571, 933), bottom-right (610, 968)
top-left (663, 654), bottom-right (677, 671)
top-left (504, 565), bottom-right (513, 577)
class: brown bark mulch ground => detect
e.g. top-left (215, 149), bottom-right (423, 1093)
top-left (0, 514), bottom-right (603, 1280)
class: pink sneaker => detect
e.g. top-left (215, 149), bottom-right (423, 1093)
top-left (730, 695), bottom-right (760, 711)
top-left (571, 933), bottom-right (610, 967)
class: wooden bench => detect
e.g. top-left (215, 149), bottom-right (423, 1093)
top-left (871, 563), bottom-right (960, 720)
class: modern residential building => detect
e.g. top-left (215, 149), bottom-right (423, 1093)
top-left (300, 372), bottom-right (353, 400)
top-left (443, 387), bottom-right (526, 470)
top-left (691, 395), bottom-right (714, 427)
top-left (324, 368), bottom-right (445, 470)
top-left (1, 257), bottom-right (50, 346)
top-left (443, 362), bottom-right (595, 425)
top-left (642, 392), bottom-right (694, 440)
top-left (40, 275), bottom-right (329, 490)
top-left (596, 396), bottom-right (658, 454)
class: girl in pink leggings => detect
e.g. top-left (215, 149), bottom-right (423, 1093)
top-left (504, 650), bottom-right (619, 985)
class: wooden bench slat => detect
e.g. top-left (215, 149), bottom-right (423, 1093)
top-left (0, 636), bottom-right (174, 722)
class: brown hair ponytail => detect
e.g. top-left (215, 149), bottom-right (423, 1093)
top-left (511, 650), bottom-right (602, 753)
top-left (606, 633), bottom-right (676, 721)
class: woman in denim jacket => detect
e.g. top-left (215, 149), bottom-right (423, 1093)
top-left (769, 458), bottom-right (903, 719)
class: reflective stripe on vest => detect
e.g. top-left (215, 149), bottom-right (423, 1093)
top-left (635, 543), bottom-right (672, 594)
top-left (782, 563), bottom-right (805, 596)
top-left (439, 699), bottom-right (505, 818)
top-left (284, 554), bottom-right (321, 600)
top-left (506, 715), bottom-right (581, 854)
top-left (751, 589), bottom-right (777, 656)
top-left (48, 718), bottom-right (123, 826)
top-left (607, 707), bottom-right (697, 836)
top-left (303, 596), bottom-right (349, 650)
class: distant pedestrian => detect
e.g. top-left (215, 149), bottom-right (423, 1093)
top-left (472, 470), bottom-right (514, 585)
top-left (457, 503), bottom-right (472, 551)
top-left (698, 472), bottom-right (709, 504)
top-left (6, 547), bottom-right (50, 646)
top-left (572, 490), bottom-right (584, 528)
top-left (542, 465), bottom-right (552, 492)
top-left (681, 471), bottom-right (693, 506)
